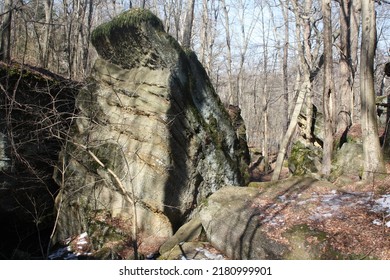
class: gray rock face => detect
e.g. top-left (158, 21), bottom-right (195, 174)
top-left (53, 9), bottom-right (249, 256)
top-left (331, 142), bottom-right (364, 181)
top-left (199, 185), bottom-right (288, 259)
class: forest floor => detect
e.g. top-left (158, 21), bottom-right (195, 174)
top-left (249, 158), bottom-right (390, 259)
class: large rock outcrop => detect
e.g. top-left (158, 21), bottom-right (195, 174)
top-left (53, 9), bottom-right (249, 257)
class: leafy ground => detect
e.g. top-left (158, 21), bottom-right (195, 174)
top-left (249, 161), bottom-right (390, 259)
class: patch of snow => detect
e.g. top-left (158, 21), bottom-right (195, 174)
top-left (372, 219), bottom-right (390, 228)
top-left (309, 191), bottom-right (373, 222)
top-left (372, 195), bottom-right (390, 214)
top-left (195, 247), bottom-right (224, 260)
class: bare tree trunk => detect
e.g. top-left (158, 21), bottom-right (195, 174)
top-left (262, 84), bottom-right (270, 173)
top-left (199, 0), bottom-right (208, 65)
top-left (41, 0), bottom-right (54, 68)
top-left (360, 0), bottom-right (385, 180)
top-left (272, 0), bottom-right (320, 180)
top-left (0, 0), bottom-right (13, 63)
top-left (321, 0), bottom-right (334, 176)
top-left (82, 0), bottom-right (94, 74)
top-left (201, 0), bottom-right (219, 78)
top-left (221, 0), bottom-right (235, 105)
top-left (338, 0), bottom-right (353, 133)
top-left (260, 2), bottom-right (270, 172)
top-left (281, 0), bottom-right (289, 134)
top-left (337, 0), bottom-right (360, 133)
top-left (272, 75), bottom-right (308, 181)
top-left (181, 0), bottom-right (195, 49)
top-left (350, 0), bottom-right (361, 122)
top-left (303, 0), bottom-right (313, 142)
top-left (236, 0), bottom-right (259, 109)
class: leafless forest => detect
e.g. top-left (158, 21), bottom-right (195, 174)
top-left (1, 0), bottom-right (390, 177)
top-left (3, 0), bottom-right (390, 261)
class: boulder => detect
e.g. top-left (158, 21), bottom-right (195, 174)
top-left (288, 141), bottom-right (322, 176)
top-left (331, 142), bottom-right (364, 182)
top-left (159, 214), bottom-right (203, 256)
top-left (199, 185), bottom-right (288, 259)
top-left (53, 9), bottom-right (249, 257)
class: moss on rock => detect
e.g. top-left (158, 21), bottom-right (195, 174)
top-left (91, 8), bottom-right (180, 70)
top-left (91, 8), bottom-right (164, 42)
top-left (288, 141), bottom-right (322, 176)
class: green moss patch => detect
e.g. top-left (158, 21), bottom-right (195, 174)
top-left (91, 8), bottom-right (164, 45)
top-left (288, 141), bottom-right (322, 176)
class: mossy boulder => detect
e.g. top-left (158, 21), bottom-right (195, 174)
top-left (288, 141), bottom-right (322, 176)
top-left (53, 9), bottom-right (249, 258)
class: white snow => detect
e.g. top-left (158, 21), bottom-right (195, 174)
top-left (372, 195), bottom-right (390, 214)
top-left (195, 247), bottom-right (224, 260)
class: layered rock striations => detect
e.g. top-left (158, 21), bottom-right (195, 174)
top-left (53, 9), bottom-right (249, 256)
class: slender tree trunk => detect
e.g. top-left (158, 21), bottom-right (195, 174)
top-left (0, 0), bottom-right (13, 63)
top-left (303, 0), bottom-right (313, 142)
top-left (262, 84), bottom-right (270, 173)
top-left (41, 0), bottom-right (54, 68)
top-left (360, 0), bottom-right (385, 180)
top-left (321, 0), bottom-right (334, 176)
top-left (199, 0), bottom-right (208, 65)
top-left (181, 0), bottom-right (195, 49)
top-left (221, 0), bottom-right (235, 105)
top-left (281, 0), bottom-right (289, 134)
top-left (272, 76), bottom-right (308, 181)
top-left (337, 0), bottom-right (360, 133)
top-left (350, 0), bottom-right (361, 123)
top-left (82, 0), bottom-right (94, 74)
top-left (261, 3), bottom-right (270, 172)
top-left (273, 0), bottom-right (319, 180)
top-left (338, 0), bottom-right (353, 133)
